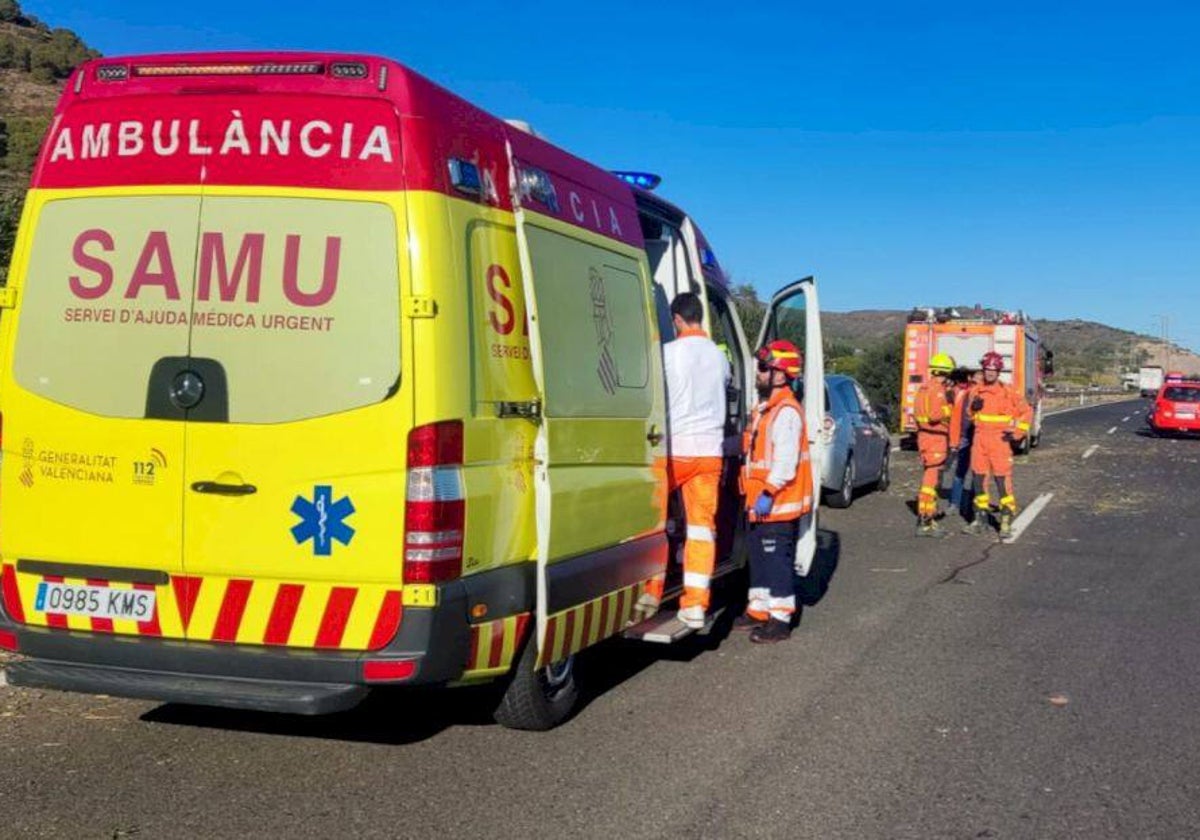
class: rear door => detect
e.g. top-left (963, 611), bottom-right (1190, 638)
top-left (509, 158), bottom-right (667, 662)
top-left (756, 278), bottom-right (825, 573)
top-left (2, 106), bottom-right (202, 637)
top-left (178, 96), bottom-right (409, 651)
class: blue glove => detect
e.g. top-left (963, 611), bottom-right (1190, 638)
top-left (753, 492), bottom-right (774, 517)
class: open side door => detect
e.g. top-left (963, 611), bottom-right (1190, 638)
top-left (507, 150), bottom-right (668, 664)
top-left (756, 277), bottom-right (825, 575)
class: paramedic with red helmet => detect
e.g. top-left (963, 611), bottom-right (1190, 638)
top-left (963, 351), bottom-right (1033, 537)
top-left (735, 340), bottom-right (814, 644)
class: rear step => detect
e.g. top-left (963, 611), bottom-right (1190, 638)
top-left (5, 660), bottom-right (367, 716)
top-left (623, 607), bottom-right (725, 644)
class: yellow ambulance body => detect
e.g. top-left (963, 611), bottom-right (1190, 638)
top-left (0, 52), bottom-right (824, 729)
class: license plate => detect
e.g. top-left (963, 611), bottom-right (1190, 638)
top-left (35, 582), bottom-right (156, 622)
top-left (1177, 412), bottom-right (1195, 420)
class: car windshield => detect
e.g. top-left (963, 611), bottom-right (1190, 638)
top-left (1163, 387), bottom-right (1200, 403)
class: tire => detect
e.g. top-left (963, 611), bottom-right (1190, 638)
top-left (1014, 434), bottom-right (1032, 456)
top-left (493, 635), bottom-right (579, 731)
top-left (874, 449), bottom-right (890, 492)
top-left (826, 457), bottom-right (854, 509)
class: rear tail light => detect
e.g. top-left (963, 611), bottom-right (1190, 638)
top-left (0, 628), bottom-right (16, 652)
top-left (403, 421), bottom-right (465, 584)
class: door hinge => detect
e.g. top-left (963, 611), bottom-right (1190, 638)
top-left (496, 399), bottom-right (541, 420)
top-left (404, 296), bottom-right (437, 318)
top-left (0, 287), bottom-right (17, 309)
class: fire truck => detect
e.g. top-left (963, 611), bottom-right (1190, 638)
top-left (901, 306), bottom-right (1054, 453)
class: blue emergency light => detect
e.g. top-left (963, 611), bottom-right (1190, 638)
top-left (612, 171), bottom-right (662, 191)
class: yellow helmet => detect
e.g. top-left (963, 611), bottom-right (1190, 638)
top-left (929, 353), bottom-right (955, 374)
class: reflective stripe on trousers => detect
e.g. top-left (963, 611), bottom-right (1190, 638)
top-left (647, 456), bottom-right (722, 609)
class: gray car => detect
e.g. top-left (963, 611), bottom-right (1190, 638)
top-left (816, 374), bottom-right (892, 508)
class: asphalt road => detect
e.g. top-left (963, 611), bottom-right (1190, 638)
top-left (4, 397), bottom-right (1198, 839)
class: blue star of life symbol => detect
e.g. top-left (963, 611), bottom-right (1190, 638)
top-left (291, 485), bottom-right (355, 556)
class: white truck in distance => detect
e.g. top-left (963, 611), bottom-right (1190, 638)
top-left (1140, 365), bottom-right (1164, 397)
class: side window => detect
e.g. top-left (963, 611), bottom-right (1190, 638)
top-left (838, 381), bottom-right (862, 413)
top-left (523, 225), bottom-right (651, 418)
top-left (639, 210), bottom-right (694, 326)
top-left (706, 287), bottom-right (746, 431)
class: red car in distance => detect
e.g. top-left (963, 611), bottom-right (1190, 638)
top-left (1148, 380), bottom-right (1200, 436)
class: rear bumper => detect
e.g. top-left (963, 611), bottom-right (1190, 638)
top-left (0, 572), bottom-right (514, 715)
top-left (1150, 417), bottom-right (1200, 434)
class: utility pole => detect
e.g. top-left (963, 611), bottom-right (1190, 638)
top-left (1155, 314), bottom-right (1172, 370)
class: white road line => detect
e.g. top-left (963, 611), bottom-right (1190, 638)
top-left (1002, 492), bottom-right (1054, 544)
top-left (1082, 444), bottom-right (1099, 459)
top-left (1107, 426), bottom-right (1117, 435)
top-left (1122, 416), bottom-right (1131, 422)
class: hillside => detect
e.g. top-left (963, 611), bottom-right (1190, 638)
top-left (0, 0), bottom-right (98, 280)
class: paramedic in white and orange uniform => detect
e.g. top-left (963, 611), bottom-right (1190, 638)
top-left (641, 291), bottom-right (731, 629)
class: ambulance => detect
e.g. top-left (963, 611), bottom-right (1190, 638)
top-left (0, 53), bottom-right (825, 730)
top-left (901, 306), bottom-right (1053, 454)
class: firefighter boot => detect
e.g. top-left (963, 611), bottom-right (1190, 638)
top-left (961, 514), bottom-right (987, 535)
top-left (998, 509), bottom-right (1014, 538)
top-left (917, 517), bottom-right (949, 538)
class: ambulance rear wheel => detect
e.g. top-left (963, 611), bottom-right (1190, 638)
top-left (493, 639), bottom-right (578, 731)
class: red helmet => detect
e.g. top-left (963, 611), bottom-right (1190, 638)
top-left (757, 340), bottom-right (803, 379)
top-left (981, 351), bottom-right (1005, 372)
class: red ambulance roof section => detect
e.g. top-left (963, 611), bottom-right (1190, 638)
top-left (36, 51), bottom-right (645, 249)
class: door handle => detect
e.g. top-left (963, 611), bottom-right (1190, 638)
top-left (647, 425), bottom-right (664, 446)
top-left (191, 481), bottom-right (257, 496)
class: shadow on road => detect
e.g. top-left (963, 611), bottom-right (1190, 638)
top-left (139, 529), bottom-right (842, 744)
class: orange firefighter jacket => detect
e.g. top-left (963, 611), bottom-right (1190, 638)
top-left (967, 381), bottom-right (1032, 441)
top-left (741, 387), bottom-right (813, 523)
top-left (914, 378), bottom-right (957, 445)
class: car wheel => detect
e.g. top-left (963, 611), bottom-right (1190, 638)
top-left (874, 449), bottom-right (890, 492)
top-left (826, 457), bottom-right (854, 509)
top-left (493, 640), bottom-right (579, 731)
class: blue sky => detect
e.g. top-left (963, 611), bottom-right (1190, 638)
top-left (27, 1), bottom-right (1200, 348)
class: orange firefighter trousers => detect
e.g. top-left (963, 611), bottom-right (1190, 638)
top-left (916, 432), bottom-right (949, 518)
top-left (645, 456), bottom-right (722, 610)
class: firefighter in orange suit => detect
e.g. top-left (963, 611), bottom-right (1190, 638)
top-left (913, 353), bottom-right (959, 537)
top-left (734, 340), bottom-right (814, 644)
top-left (963, 351), bottom-right (1032, 537)
top-left (639, 292), bottom-right (731, 629)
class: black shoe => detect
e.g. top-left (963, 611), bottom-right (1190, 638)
top-left (732, 613), bottom-right (767, 632)
top-left (750, 618), bottom-right (792, 644)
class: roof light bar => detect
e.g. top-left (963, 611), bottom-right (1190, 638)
top-left (132, 62), bottom-right (325, 78)
top-left (612, 171), bottom-right (662, 191)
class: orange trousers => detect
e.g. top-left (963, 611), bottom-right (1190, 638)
top-left (972, 432), bottom-right (1018, 514)
top-left (645, 456), bottom-right (722, 610)
top-left (916, 431), bottom-right (949, 518)
top-left (970, 432), bottom-right (1015, 478)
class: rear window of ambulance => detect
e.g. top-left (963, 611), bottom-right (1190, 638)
top-left (13, 195), bottom-right (401, 423)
